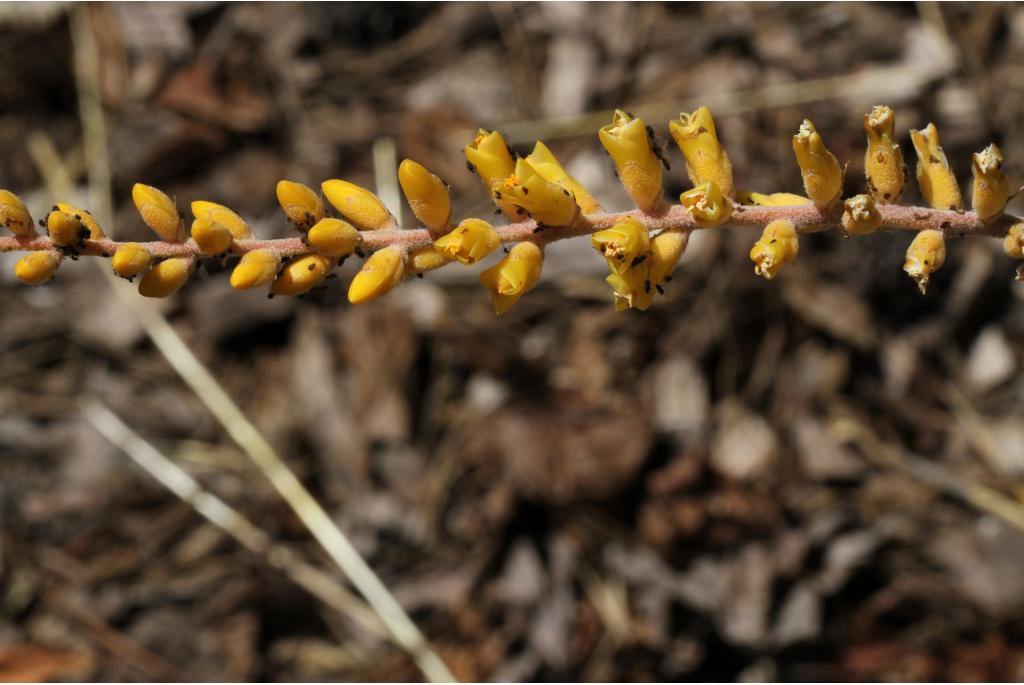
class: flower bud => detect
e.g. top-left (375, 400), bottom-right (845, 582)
top-left (322, 179), bottom-right (394, 231)
top-left (680, 181), bottom-right (732, 227)
top-left (132, 183), bottom-right (185, 242)
top-left (433, 218), bottom-right (500, 265)
top-left (598, 110), bottom-right (663, 212)
top-left (525, 141), bottom-right (601, 213)
top-left (0, 189), bottom-right (35, 237)
top-left (792, 119), bottom-right (843, 208)
top-left (111, 242), bottom-right (153, 279)
top-left (971, 144), bottom-right (1009, 222)
top-left (910, 124), bottom-right (962, 210)
top-left (230, 249), bottom-right (281, 290)
top-left (47, 203), bottom-right (105, 246)
top-left (191, 201), bottom-right (251, 240)
top-left (478, 241), bottom-right (544, 315)
top-left (190, 216), bottom-right (234, 255)
top-left (750, 219), bottom-right (799, 280)
top-left (14, 250), bottom-right (61, 285)
top-left (276, 180), bottom-right (325, 231)
top-left (270, 253), bottom-right (334, 296)
top-left (499, 158), bottom-right (580, 227)
top-left (307, 218), bottom-right (361, 257)
top-left (348, 246), bottom-right (405, 304)
top-left (406, 246), bottom-right (450, 275)
top-left (1003, 223), bottom-right (1024, 259)
top-left (464, 129), bottom-right (516, 191)
top-left (138, 258), bottom-right (192, 298)
top-left (863, 106), bottom-right (904, 204)
top-left (592, 217), bottom-right (650, 274)
top-left (669, 106), bottom-right (734, 198)
top-left (398, 160), bottom-right (451, 233)
top-left (904, 229), bottom-right (945, 294)
top-left (841, 194), bottom-right (882, 236)
top-left (737, 191), bottom-right (812, 207)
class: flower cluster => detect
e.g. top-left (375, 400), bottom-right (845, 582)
top-left (2, 104), bottom-right (1021, 311)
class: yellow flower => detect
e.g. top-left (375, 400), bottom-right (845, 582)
top-left (190, 217), bottom-right (234, 255)
top-left (525, 141), bottom-right (601, 213)
top-left (478, 241), bottom-right (543, 315)
top-left (863, 106), bottom-right (904, 204)
top-left (465, 129), bottom-right (516, 190)
top-left (669, 106), bottom-right (734, 198)
top-left (191, 201), bottom-right (251, 240)
top-left (138, 258), bottom-right (192, 298)
top-left (398, 159), bottom-right (451, 233)
top-left (841, 194), bottom-right (882, 236)
top-left (276, 180), bottom-right (325, 231)
top-left (348, 246), bottom-right (405, 304)
top-left (680, 181), bottom-right (732, 227)
top-left (230, 249), bottom-right (281, 290)
top-left (433, 218), bottom-right (501, 265)
top-left (971, 143), bottom-right (1009, 222)
top-left (46, 203), bottom-right (105, 247)
top-left (322, 179), bottom-right (394, 230)
top-left (591, 217), bottom-right (650, 274)
top-left (903, 229), bottom-right (945, 294)
top-left (499, 157), bottom-right (581, 227)
top-left (406, 246), bottom-right (450, 275)
top-left (271, 253), bottom-right (334, 296)
top-left (598, 110), bottom-right (663, 212)
top-left (0, 189), bottom-right (35, 237)
top-left (910, 123), bottom-right (962, 210)
top-left (111, 242), bottom-right (153, 279)
top-left (14, 250), bottom-right (61, 285)
top-left (605, 229), bottom-right (688, 311)
top-left (737, 191), bottom-right (812, 207)
top-left (792, 119), bottom-right (844, 208)
top-left (750, 219), bottom-right (799, 280)
top-left (132, 183), bottom-right (185, 242)
top-left (307, 218), bottom-right (362, 257)
top-left (1003, 223), bottom-right (1024, 259)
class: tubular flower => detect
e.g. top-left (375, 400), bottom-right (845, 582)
top-left (132, 183), bottom-right (185, 242)
top-left (606, 229), bottom-right (688, 311)
top-left (46, 203), bottom-right (105, 247)
top-left (138, 258), bottom-right (192, 298)
top-left (863, 105), bottom-right (904, 204)
top-left (464, 129), bottom-right (517, 191)
top-left (433, 218), bottom-right (500, 265)
top-left (500, 157), bottom-right (581, 227)
top-left (669, 106), bottom-right (734, 198)
top-left (592, 217), bottom-right (650, 274)
top-left (307, 218), bottom-right (361, 257)
top-left (680, 181), bottom-right (732, 227)
top-left (793, 120), bottom-right (843, 208)
top-left (111, 243), bottom-right (153, 280)
top-left (598, 110), bottom-right (663, 212)
top-left (1, 189), bottom-right (35, 237)
top-left (276, 180), bottom-right (325, 231)
top-left (398, 159), bottom-right (451, 234)
top-left (230, 249), bottom-right (281, 290)
top-left (750, 219), bottom-right (799, 280)
top-left (322, 180), bottom-right (394, 230)
top-left (478, 241), bottom-right (544, 315)
top-left (14, 250), bottom-right (61, 285)
top-left (406, 246), bottom-right (450, 275)
top-left (971, 144), bottom-right (1009, 222)
top-left (348, 246), bottom-right (405, 304)
top-left (526, 141), bottom-right (602, 213)
top-left (271, 253), bottom-right (334, 296)
top-left (737, 191), bottom-right (812, 206)
top-left (1003, 223), bottom-right (1024, 259)
top-left (910, 124), bottom-right (962, 210)
top-left (841, 194), bottom-right (882, 236)
top-left (903, 229), bottom-right (945, 294)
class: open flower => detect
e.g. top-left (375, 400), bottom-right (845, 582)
top-left (464, 129), bottom-right (516, 190)
top-left (910, 124), bottom-right (962, 211)
top-left (322, 179), bottom-right (395, 230)
top-left (433, 218), bottom-right (501, 265)
top-left (604, 229), bottom-right (688, 311)
top-left (1003, 223), bottom-right (1024, 259)
top-left (863, 105), bottom-right (904, 204)
top-left (669, 106), bottom-right (734, 198)
top-left (841, 194), bottom-right (882, 236)
top-left (598, 110), bottom-right (663, 212)
top-left (348, 246), bottom-right (405, 304)
top-left (750, 219), bottom-right (799, 280)
top-left (903, 229), bottom-right (945, 294)
top-left (793, 120), bottom-right (843, 208)
top-left (525, 141), bottom-right (601, 213)
top-left (478, 241), bottom-right (543, 315)
top-left (398, 159), bottom-right (451, 234)
top-left (132, 183), bottom-right (185, 242)
top-left (1, 189), bottom-right (35, 237)
top-left (680, 181), bottom-right (732, 227)
top-left (591, 217), bottom-right (650, 274)
top-left (276, 180), bottom-right (325, 231)
top-left (971, 144), bottom-right (1009, 222)
top-left (499, 157), bottom-right (580, 227)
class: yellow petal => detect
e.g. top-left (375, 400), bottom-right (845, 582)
top-left (478, 241), bottom-right (543, 315)
top-left (680, 181), bottom-right (732, 227)
top-left (863, 106), bottom-right (904, 204)
top-left (910, 124), bottom-right (962, 211)
top-left (132, 183), bottom-right (185, 242)
top-left (499, 158), bottom-right (580, 227)
top-left (971, 143), bottom-right (1009, 222)
top-left (526, 141), bottom-right (602, 213)
top-left (841, 194), bottom-right (882, 236)
top-left (792, 119), bottom-right (843, 208)
top-left (433, 218), bottom-right (501, 265)
top-left (598, 110), bottom-right (663, 212)
top-left (750, 219), bottom-right (799, 280)
top-left (903, 229), bottom-right (945, 294)
top-left (669, 106), bottom-right (734, 198)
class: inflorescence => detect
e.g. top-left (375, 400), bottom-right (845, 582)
top-left (2, 105), bottom-right (1022, 313)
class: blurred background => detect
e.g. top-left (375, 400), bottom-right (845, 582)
top-left (2, 2), bottom-right (1024, 681)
